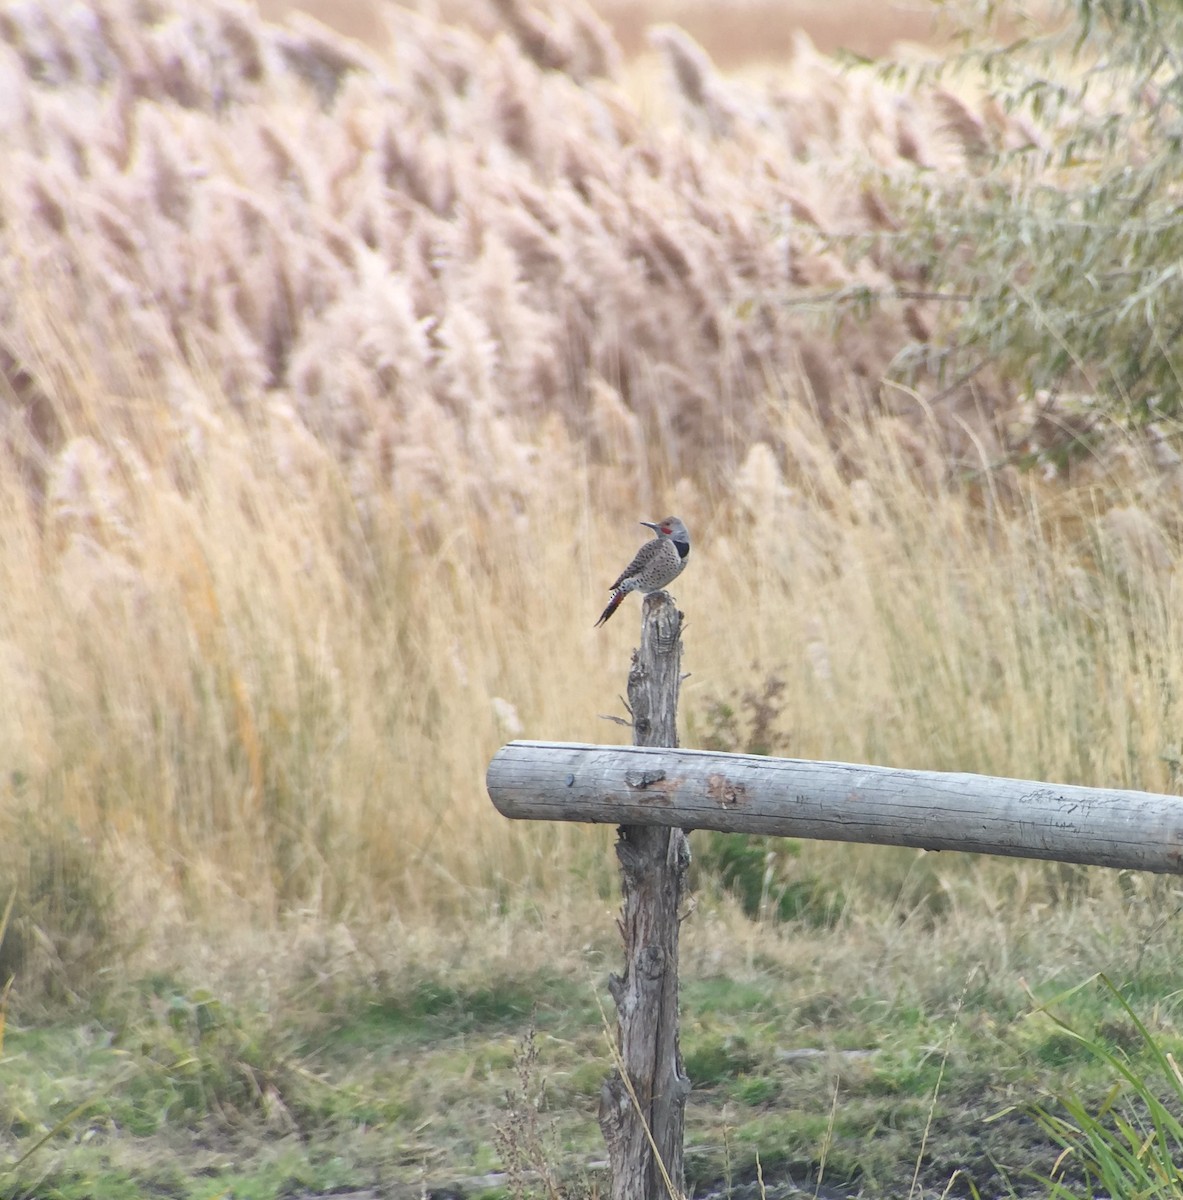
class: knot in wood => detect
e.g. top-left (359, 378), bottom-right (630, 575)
top-left (640, 943), bottom-right (666, 979)
top-left (615, 838), bottom-right (649, 874)
top-left (652, 622), bottom-right (682, 651)
top-left (598, 1075), bottom-right (630, 1125)
top-left (626, 769), bottom-right (667, 789)
top-left (707, 773), bottom-right (747, 807)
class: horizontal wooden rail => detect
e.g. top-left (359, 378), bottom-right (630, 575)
top-left (486, 741), bottom-right (1183, 874)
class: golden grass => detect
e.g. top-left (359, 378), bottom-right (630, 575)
top-left (5, 360), bottom-right (1183, 937)
top-left (1, 0), bottom-right (1181, 1008)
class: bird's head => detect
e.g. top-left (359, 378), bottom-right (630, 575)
top-left (641, 516), bottom-right (688, 540)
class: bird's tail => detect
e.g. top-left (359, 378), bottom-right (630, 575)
top-left (595, 589), bottom-right (626, 627)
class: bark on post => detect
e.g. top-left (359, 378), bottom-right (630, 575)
top-left (598, 591), bottom-right (690, 1200)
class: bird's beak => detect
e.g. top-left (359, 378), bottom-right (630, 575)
top-left (639, 520), bottom-right (660, 531)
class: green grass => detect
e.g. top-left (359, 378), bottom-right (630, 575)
top-left (4, 900), bottom-right (1180, 1199)
top-left (1019, 977), bottom-right (1183, 1199)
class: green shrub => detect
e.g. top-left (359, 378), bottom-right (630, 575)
top-left (873, 1), bottom-right (1183, 440)
top-left (694, 833), bottom-right (846, 927)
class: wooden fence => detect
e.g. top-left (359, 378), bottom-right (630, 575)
top-left (487, 741), bottom-right (1183, 874)
top-left (484, 593), bottom-right (1183, 1200)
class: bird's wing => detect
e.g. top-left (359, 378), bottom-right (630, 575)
top-left (607, 540), bottom-right (658, 591)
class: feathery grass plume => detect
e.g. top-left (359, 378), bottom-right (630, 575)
top-left (0, 0), bottom-right (1039, 489)
top-left (489, 0), bottom-right (619, 81)
top-left (648, 23), bottom-right (744, 138)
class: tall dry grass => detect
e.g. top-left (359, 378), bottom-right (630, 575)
top-left (1, 0), bottom-right (1181, 1004)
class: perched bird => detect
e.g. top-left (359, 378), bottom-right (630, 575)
top-left (595, 516), bottom-right (691, 627)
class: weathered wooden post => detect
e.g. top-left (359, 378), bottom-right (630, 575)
top-left (598, 591), bottom-right (691, 1200)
